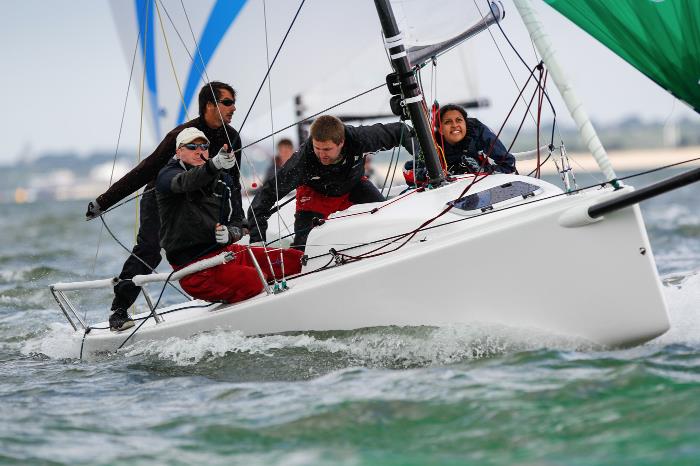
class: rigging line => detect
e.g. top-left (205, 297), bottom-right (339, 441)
top-left (238, 0), bottom-right (307, 134)
top-left (380, 147), bottom-right (397, 196)
top-left (262, 0), bottom-right (285, 285)
top-left (178, 1), bottom-right (263, 245)
top-left (117, 269), bottom-right (176, 350)
top-left (178, 1), bottom-right (240, 153)
top-left (505, 71), bottom-right (542, 155)
top-left (157, 0), bottom-right (196, 60)
top-left (486, 0), bottom-right (558, 145)
top-left (472, 0), bottom-right (539, 127)
top-left (100, 188), bottom-right (155, 216)
top-left (92, 19), bottom-right (142, 279)
top-left (98, 215), bottom-right (190, 299)
top-left (238, 83), bottom-right (387, 152)
top-left (382, 121), bottom-right (406, 196)
top-left (154, 0), bottom-right (189, 121)
top-left (616, 156), bottom-right (700, 182)
top-left (300, 154), bottom-right (700, 267)
top-left (134, 0), bottom-right (152, 248)
top-left (87, 303), bottom-right (221, 331)
top-left (178, 1), bottom-right (275, 248)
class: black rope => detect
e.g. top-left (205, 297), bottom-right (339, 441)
top-left (297, 156), bottom-right (700, 265)
top-left (237, 83), bottom-right (385, 153)
top-left (117, 269), bottom-right (176, 350)
top-left (98, 214), bottom-right (190, 299)
top-left (79, 327), bottom-right (91, 360)
top-left (489, 0), bottom-right (557, 147)
top-left (98, 188), bottom-right (155, 217)
top-left (238, 0), bottom-right (306, 133)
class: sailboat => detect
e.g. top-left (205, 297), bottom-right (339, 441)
top-left (50, 0), bottom-right (699, 357)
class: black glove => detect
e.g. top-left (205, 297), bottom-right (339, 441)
top-left (460, 155), bottom-right (492, 174)
top-left (85, 199), bottom-right (102, 220)
top-left (228, 226), bottom-right (243, 243)
top-left (248, 220), bottom-right (267, 244)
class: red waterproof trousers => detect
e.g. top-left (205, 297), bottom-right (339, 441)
top-left (175, 244), bottom-right (303, 304)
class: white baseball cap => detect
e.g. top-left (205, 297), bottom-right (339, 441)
top-left (176, 127), bottom-right (209, 148)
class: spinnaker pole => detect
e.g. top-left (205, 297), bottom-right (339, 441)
top-left (512, 0), bottom-right (619, 187)
top-left (374, 0), bottom-right (444, 184)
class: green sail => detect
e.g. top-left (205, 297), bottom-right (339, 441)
top-left (543, 0), bottom-right (700, 113)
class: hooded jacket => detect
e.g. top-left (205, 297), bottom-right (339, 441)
top-left (156, 157), bottom-right (244, 266)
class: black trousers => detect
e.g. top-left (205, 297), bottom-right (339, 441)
top-left (111, 190), bottom-right (162, 311)
top-left (292, 179), bottom-right (384, 251)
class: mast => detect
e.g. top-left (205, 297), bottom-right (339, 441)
top-left (512, 0), bottom-right (618, 186)
top-left (373, 0), bottom-right (444, 184)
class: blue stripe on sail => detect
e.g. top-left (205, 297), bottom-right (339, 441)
top-left (134, 0), bottom-right (161, 139)
top-left (176, 0), bottom-right (247, 125)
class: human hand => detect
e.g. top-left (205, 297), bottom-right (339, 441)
top-left (215, 223), bottom-right (229, 244)
top-left (248, 224), bottom-right (266, 244)
top-left (85, 199), bottom-right (102, 220)
top-left (460, 155), bottom-right (483, 173)
top-left (211, 144), bottom-right (236, 170)
top-left (228, 226), bottom-right (243, 243)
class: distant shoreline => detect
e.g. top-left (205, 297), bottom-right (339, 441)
top-left (517, 146), bottom-right (700, 175)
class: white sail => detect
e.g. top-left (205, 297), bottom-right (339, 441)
top-left (108, 0), bottom-right (493, 152)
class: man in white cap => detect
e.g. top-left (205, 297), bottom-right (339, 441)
top-left (156, 127), bottom-right (302, 304)
top-left (85, 81), bottom-right (242, 331)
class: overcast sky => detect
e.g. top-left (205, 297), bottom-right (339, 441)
top-left (1, 0), bottom-right (698, 166)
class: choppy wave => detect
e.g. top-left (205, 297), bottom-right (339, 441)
top-left (0, 265), bottom-right (64, 284)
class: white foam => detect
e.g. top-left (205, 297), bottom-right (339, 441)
top-left (122, 322), bottom-right (590, 367)
top-left (654, 271), bottom-right (700, 346)
top-left (20, 322), bottom-right (83, 360)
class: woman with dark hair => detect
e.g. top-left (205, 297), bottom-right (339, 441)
top-left (435, 104), bottom-right (515, 174)
top-left (404, 104), bottom-right (515, 185)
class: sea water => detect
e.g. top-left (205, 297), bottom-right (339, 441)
top-left (2, 169), bottom-right (700, 465)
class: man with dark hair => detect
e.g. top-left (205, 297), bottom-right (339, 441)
top-left (262, 138), bottom-right (295, 184)
top-left (248, 115), bottom-right (412, 250)
top-left (85, 81), bottom-right (243, 331)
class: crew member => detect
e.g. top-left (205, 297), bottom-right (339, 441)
top-left (85, 81), bottom-right (242, 331)
top-left (157, 128), bottom-right (302, 303)
top-left (248, 115), bottom-right (413, 250)
top-left (404, 104), bottom-right (515, 184)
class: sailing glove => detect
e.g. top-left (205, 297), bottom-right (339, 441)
top-left (211, 147), bottom-right (236, 170)
top-left (460, 155), bottom-right (494, 174)
top-left (248, 221), bottom-right (267, 244)
top-left (215, 224), bottom-right (242, 245)
top-left (85, 199), bottom-right (102, 220)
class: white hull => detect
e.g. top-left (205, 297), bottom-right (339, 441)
top-left (73, 175), bottom-right (670, 357)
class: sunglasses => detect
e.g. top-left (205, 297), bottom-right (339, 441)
top-left (182, 143), bottom-right (210, 150)
top-left (218, 99), bottom-right (235, 107)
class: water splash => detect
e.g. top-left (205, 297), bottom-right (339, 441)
top-left (122, 323), bottom-right (592, 369)
top-left (655, 271), bottom-right (700, 346)
top-left (19, 321), bottom-right (83, 360)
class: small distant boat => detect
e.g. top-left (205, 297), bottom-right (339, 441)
top-left (52, 0), bottom-right (700, 357)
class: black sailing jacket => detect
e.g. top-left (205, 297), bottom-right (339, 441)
top-left (248, 122), bottom-right (412, 242)
top-left (439, 118), bottom-right (516, 174)
top-left (156, 157), bottom-right (244, 266)
top-left (96, 116), bottom-right (242, 211)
